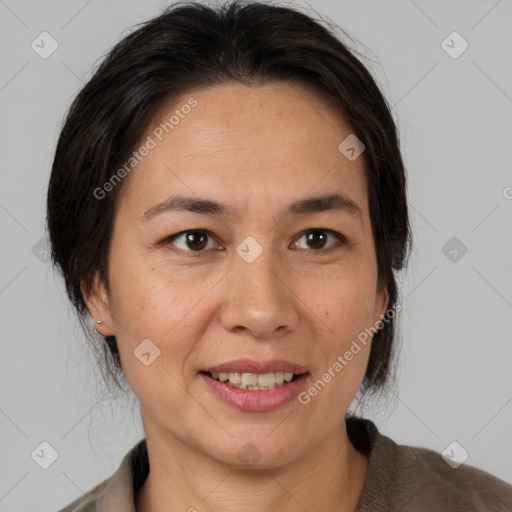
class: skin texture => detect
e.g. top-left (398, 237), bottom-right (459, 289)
top-left (83, 81), bottom-right (389, 512)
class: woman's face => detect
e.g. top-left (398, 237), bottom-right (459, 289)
top-left (86, 81), bottom-right (388, 467)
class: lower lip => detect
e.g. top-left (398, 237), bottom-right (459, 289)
top-left (199, 372), bottom-right (310, 412)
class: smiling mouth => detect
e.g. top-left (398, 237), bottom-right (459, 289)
top-left (200, 371), bottom-right (304, 390)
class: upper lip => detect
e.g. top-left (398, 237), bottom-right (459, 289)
top-left (202, 359), bottom-right (309, 374)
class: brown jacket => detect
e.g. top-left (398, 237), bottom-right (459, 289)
top-left (58, 417), bottom-right (512, 511)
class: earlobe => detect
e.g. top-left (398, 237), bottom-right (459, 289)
top-left (80, 273), bottom-right (113, 334)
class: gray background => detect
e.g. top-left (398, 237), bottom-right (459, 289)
top-left (1, 0), bottom-right (511, 510)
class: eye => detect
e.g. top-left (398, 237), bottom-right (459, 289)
top-left (163, 230), bottom-right (221, 255)
top-left (162, 228), bottom-right (346, 256)
top-left (291, 229), bottom-right (346, 251)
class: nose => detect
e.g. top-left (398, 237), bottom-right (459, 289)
top-left (219, 241), bottom-right (299, 338)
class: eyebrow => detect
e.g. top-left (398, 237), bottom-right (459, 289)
top-left (142, 192), bottom-right (362, 221)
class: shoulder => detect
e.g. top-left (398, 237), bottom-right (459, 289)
top-left (390, 441), bottom-right (512, 510)
top-left (348, 417), bottom-right (512, 512)
top-left (57, 439), bottom-right (148, 512)
top-left (57, 479), bottom-right (109, 512)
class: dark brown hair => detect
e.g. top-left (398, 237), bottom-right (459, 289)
top-left (47, 0), bottom-right (411, 397)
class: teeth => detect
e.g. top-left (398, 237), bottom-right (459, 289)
top-left (274, 371), bottom-right (285, 385)
top-left (257, 373), bottom-right (275, 387)
top-left (228, 372), bottom-right (241, 384)
top-left (241, 373), bottom-right (258, 387)
top-left (208, 371), bottom-right (302, 390)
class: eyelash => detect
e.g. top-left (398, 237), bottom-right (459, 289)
top-left (161, 229), bottom-right (347, 257)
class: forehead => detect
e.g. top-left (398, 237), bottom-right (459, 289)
top-left (116, 81), bottom-right (368, 219)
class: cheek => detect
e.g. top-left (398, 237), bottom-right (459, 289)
top-left (301, 276), bottom-right (376, 408)
top-left (107, 246), bottom-right (190, 330)
top-left (304, 267), bottom-right (379, 335)
top-left (107, 256), bottom-right (220, 377)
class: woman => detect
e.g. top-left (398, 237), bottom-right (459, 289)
top-left (47, 1), bottom-right (512, 510)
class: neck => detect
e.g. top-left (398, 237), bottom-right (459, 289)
top-left (135, 418), bottom-right (369, 512)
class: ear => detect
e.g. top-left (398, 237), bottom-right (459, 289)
top-left (374, 284), bottom-right (389, 327)
top-left (81, 272), bottom-right (114, 336)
